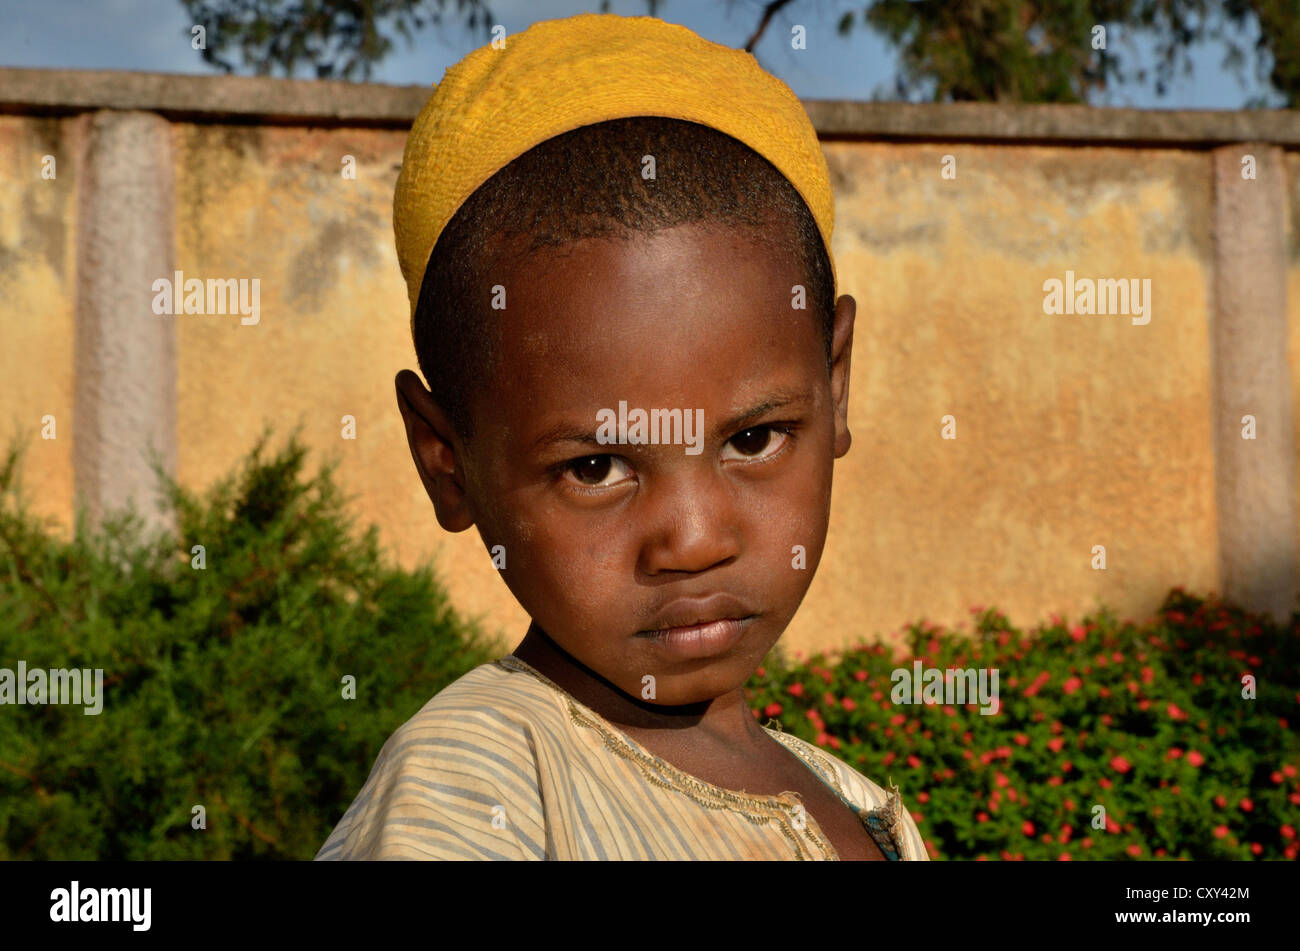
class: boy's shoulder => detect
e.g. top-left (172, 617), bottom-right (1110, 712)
top-left (408, 656), bottom-right (557, 723)
top-left (364, 657), bottom-right (572, 779)
top-left (314, 659), bottom-right (558, 860)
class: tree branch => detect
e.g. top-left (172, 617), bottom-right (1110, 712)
top-left (745, 0), bottom-right (795, 52)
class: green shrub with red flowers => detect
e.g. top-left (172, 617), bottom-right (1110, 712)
top-left (745, 588), bottom-right (1300, 861)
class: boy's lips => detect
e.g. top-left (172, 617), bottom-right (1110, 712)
top-left (638, 592), bottom-right (757, 635)
top-left (636, 593), bottom-right (757, 660)
top-left (636, 617), bottom-right (755, 661)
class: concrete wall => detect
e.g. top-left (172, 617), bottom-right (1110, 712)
top-left (1, 68), bottom-right (1297, 655)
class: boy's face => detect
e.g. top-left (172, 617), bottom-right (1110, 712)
top-left (399, 220), bottom-right (854, 706)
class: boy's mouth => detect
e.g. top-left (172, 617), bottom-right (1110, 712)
top-left (636, 593), bottom-right (757, 660)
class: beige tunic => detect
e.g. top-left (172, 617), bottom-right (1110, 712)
top-left (317, 656), bottom-right (928, 861)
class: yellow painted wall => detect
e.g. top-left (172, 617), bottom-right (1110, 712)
top-left (1, 114), bottom-right (1290, 655)
top-left (0, 114), bottom-right (78, 530)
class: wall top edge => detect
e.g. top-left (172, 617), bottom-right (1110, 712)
top-left (0, 66), bottom-right (1297, 145)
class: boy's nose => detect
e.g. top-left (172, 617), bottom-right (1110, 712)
top-left (636, 473), bottom-right (741, 575)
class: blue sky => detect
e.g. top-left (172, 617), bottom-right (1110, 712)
top-left (0, 0), bottom-right (1284, 108)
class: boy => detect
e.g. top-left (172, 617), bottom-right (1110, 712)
top-left (316, 12), bottom-right (927, 861)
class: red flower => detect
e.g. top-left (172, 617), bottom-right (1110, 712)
top-left (1270, 771), bottom-right (1283, 784)
top-left (976, 812), bottom-right (989, 823)
top-left (1099, 777), bottom-right (1112, 789)
top-left (1058, 852), bottom-right (1072, 861)
top-left (1250, 843), bottom-right (1263, 856)
top-left (1214, 795), bottom-right (1227, 808)
top-left (1167, 703), bottom-right (1188, 721)
top-left (764, 702), bottom-right (783, 718)
top-left (1062, 677), bottom-right (1083, 695)
top-left (1069, 625), bottom-right (1086, 642)
top-left (1167, 746), bottom-right (1183, 759)
top-left (1110, 755), bottom-right (1132, 774)
top-left (755, 666), bottom-right (766, 678)
top-left (853, 670), bottom-right (867, 682)
top-left (1022, 820), bottom-right (1035, 837)
top-left (1214, 825), bottom-right (1229, 839)
top-left (1047, 737), bottom-right (1065, 753)
top-left (1014, 733), bottom-right (1030, 746)
top-left (1023, 671), bottom-right (1051, 697)
top-left (841, 697), bottom-right (857, 712)
top-left (907, 754), bottom-right (921, 769)
top-left (787, 683), bottom-right (804, 698)
top-left (1126, 844), bottom-right (1142, 856)
top-left (1240, 798), bottom-right (1253, 812)
top-left (1187, 750), bottom-right (1205, 767)
top-left (1281, 825), bottom-right (1296, 840)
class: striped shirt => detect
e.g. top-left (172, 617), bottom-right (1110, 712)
top-left (315, 656), bottom-right (929, 860)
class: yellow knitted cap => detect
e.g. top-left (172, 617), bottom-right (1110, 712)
top-left (394, 12), bottom-right (837, 325)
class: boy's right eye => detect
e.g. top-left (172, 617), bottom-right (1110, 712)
top-left (562, 455), bottom-right (634, 489)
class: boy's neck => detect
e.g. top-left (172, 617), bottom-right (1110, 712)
top-left (510, 621), bottom-right (768, 749)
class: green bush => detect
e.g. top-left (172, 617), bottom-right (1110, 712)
top-left (0, 429), bottom-right (498, 859)
top-left (746, 593), bottom-right (1300, 860)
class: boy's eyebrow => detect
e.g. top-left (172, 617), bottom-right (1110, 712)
top-left (722, 390), bottom-right (811, 432)
top-left (529, 390), bottom-right (813, 452)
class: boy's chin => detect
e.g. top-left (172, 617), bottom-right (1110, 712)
top-left (624, 661), bottom-right (756, 707)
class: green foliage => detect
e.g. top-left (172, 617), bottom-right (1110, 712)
top-left (747, 590), bottom-right (1300, 860)
top-left (179, 0), bottom-right (1297, 107)
top-left (181, 0), bottom-right (500, 80)
top-left (0, 428), bottom-right (497, 859)
top-left (848, 0), bottom-right (1295, 105)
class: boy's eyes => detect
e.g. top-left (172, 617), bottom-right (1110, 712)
top-left (565, 455), bottom-right (632, 488)
top-left (559, 424), bottom-right (794, 490)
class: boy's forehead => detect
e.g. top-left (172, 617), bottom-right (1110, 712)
top-left (479, 223), bottom-right (822, 428)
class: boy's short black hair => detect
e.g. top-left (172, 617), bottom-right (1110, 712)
top-left (412, 116), bottom-right (835, 443)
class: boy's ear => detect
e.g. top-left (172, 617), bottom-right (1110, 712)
top-left (830, 293), bottom-right (855, 459)
top-left (394, 369), bottom-right (476, 532)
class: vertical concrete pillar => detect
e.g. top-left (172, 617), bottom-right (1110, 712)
top-left (1210, 144), bottom-right (1297, 624)
top-left (74, 110), bottom-right (177, 540)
